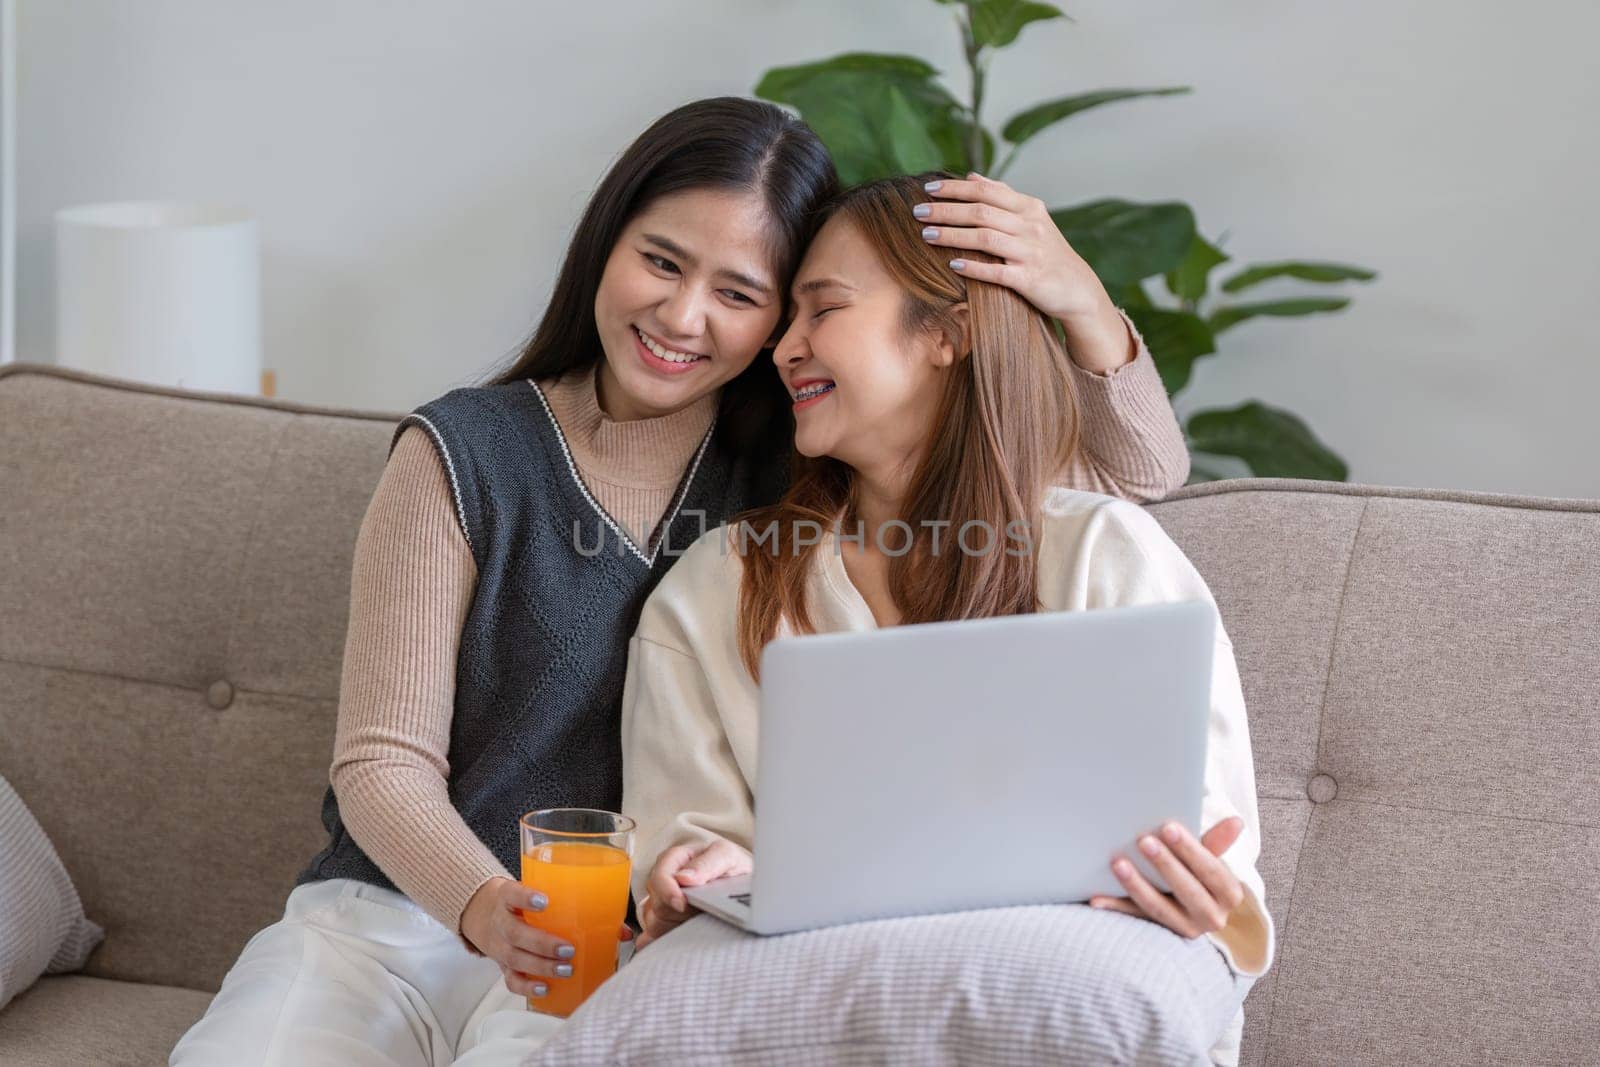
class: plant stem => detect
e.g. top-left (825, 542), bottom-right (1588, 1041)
top-left (962, 16), bottom-right (985, 171)
top-left (993, 144), bottom-right (1020, 180)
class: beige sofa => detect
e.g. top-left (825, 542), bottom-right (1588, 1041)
top-left (0, 362), bottom-right (1595, 1066)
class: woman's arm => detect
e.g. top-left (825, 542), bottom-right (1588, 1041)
top-left (619, 630), bottom-right (755, 909)
top-left (915, 175), bottom-right (1192, 502)
top-left (1057, 304), bottom-right (1193, 502)
top-left (1077, 500), bottom-right (1277, 977)
top-left (620, 528), bottom-right (765, 942)
top-left (328, 426), bottom-right (508, 945)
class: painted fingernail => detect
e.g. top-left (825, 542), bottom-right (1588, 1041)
top-left (924, 180), bottom-right (942, 192)
top-left (554, 963), bottom-right (574, 978)
top-left (530, 983), bottom-right (547, 997)
top-left (1139, 835), bottom-right (1160, 857)
top-left (921, 226), bottom-right (939, 240)
top-left (1161, 822), bottom-right (1182, 844)
top-left (528, 892), bottom-right (547, 911)
top-left (556, 944), bottom-right (576, 960)
top-left (1113, 858), bottom-right (1133, 877)
top-left (912, 203), bottom-right (931, 219)
top-left (949, 259), bottom-right (966, 271)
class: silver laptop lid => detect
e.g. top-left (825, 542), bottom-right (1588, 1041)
top-left (747, 599), bottom-right (1215, 935)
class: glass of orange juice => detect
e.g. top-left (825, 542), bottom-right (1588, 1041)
top-left (518, 808), bottom-right (635, 1018)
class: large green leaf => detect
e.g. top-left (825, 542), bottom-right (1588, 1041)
top-left (967, 0), bottom-right (1065, 49)
top-left (953, 116), bottom-right (997, 173)
top-left (886, 86), bottom-right (947, 173)
top-left (755, 53), bottom-right (970, 183)
top-left (1186, 402), bottom-right (1348, 480)
top-left (757, 52), bottom-right (943, 94)
top-left (1002, 87), bottom-right (1190, 147)
top-left (1208, 298), bottom-right (1349, 334)
top-left (1220, 261), bottom-right (1377, 293)
top-left (1164, 233), bottom-right (1229, 304)
top-left (1124, 306), bottom-right (1216, 395)
top-left (1050, 199), bottom-right (1196, 287)
top-left (1113, 281), bottom-right (1153, 309)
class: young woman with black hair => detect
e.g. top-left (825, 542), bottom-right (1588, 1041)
top-left (171, 97), bottom-right (1190, 1065)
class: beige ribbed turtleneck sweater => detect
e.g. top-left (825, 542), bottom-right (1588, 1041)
top-left (538, 366), bottom-right (721, 547)
top-left (329, 317), bottom-right (1190, 945)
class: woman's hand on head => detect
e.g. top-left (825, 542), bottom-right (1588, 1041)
top-left (635, 838), bottom-right (753, 951)
top-left (1087, 816), bottom-right (1248, 940)
top-left (460, 875), bottom-right (634, 1000)
top-left (915, 173), bottom-right (1113, 323)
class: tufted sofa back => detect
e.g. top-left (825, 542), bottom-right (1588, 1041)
top-left (0, 364), bottom-right (397, 991)
top-left (1147, 478), bottom-right (1600, 1065)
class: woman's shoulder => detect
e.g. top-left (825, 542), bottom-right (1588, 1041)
top-left (1038, 484), bottom-right (1158, 544)
top-left (396, 379), bottom-right (566, 473)
top-left (409, 378), bottom-right (546, 426)
top-left (1038, 483), bottom-right (1184, 571)
top-left (635, 524), bottom-right (747, 655)
top-left (661, 523), bottom-right (747, 584)
top-left (1036, 484), bottom-right (1214, 611)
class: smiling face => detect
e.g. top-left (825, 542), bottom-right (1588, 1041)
top-left (772, 216), bottom-right (965, 480)
top-left (592, 188), bottom-right (786, 421)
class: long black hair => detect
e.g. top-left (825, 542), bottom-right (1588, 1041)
top-left (487, 96), bottom-right (839, 454)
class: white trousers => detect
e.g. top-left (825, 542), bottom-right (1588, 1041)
top-left (170, 878), bottom-right (566, 1067)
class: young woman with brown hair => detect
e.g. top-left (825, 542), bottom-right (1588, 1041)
top-left (621, 173), bottom-right (1272, 1066)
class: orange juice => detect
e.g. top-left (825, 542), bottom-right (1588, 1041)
top-left (519, 841), bottom-right (632, 1017)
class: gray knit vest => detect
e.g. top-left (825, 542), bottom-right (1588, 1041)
top-left (295, 377), bottom-right (788, 900)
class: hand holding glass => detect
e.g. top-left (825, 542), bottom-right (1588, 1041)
top-left (518, 808), bottom-right (635, 1017)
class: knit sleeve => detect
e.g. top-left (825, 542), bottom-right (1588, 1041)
top-left (619, 530), bottom-right (758, 906)
top-left (620, 633), bottom-right (756, 907)
top-left (1056, 307), bottom-right (1192, 503)
top-left (329, 425), bottom-right (510, 948)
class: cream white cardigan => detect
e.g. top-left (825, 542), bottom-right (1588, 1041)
top-left (619, 486), bottom-right (1276, 982)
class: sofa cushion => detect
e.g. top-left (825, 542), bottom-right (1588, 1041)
top-left (0, 774), bottom-right (104, 1011)
top-left (0, 975), bottom-right (210, 1066)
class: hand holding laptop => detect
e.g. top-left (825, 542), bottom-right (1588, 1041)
top-left (637, 838), bottom-right (753, 951)
top-left (1088, 814), bottom-right (1247, 941)
top-left (638, 814), bottom-right (1247, 954)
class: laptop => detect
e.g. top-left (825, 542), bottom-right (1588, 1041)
top-left (682, 599), bottom-right (1216, 935)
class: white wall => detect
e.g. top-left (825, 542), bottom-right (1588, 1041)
top-left (1, 0), bottom-right (14, 363)
top-left (16, 0), bottom-right (1600, 497)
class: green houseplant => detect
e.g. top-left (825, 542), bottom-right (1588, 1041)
top-left (754, 0), bottom-right (1375, 482)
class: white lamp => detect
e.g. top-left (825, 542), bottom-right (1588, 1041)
top-left (54, 201), bottom-right (261, 394)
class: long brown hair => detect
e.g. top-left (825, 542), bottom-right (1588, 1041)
top-left (736, 172), bottom-right (1082, 678)
top-left (485, 97), bottom-right (839, 454)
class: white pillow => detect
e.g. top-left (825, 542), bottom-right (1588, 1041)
top-left (0, 773), bottom-right (105, 1011)
top-left (527, 904), bottom-right (1253, 1066)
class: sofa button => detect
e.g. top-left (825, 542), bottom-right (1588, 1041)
top-left (206, 680), bottom-right (235, 710)
top-left (1306, 773), bottom-right (1338, 803)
